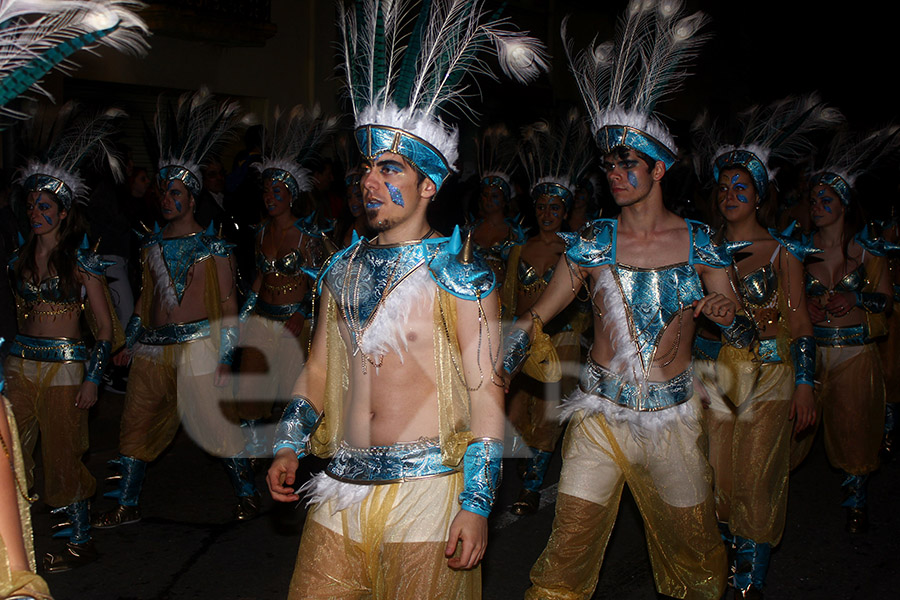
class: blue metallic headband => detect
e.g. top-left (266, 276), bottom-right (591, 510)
top-left (262, 168), bottom-right (300, 200)
top-left (532, 181), bottom-right (573, 210)
top-left (481, 176), bottom-right (511, 200)
top-left (355, 125), bottom-right (451, 191)
top-left (595, 125), bottom-right (676, 169)
top-left (816, 172), bottom-right (851, 206)
top-left (158, 165), bottom-right (202, 198)
top-left (24, 174), bottom-right (73, 210)
top-left (713, 149), bottom-right (769, 198)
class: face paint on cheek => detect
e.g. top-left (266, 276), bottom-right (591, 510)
top-left (174, 200), bottom-right (183, 213)
top-left (385, 182), bottom-right (404, 207)
top-left (824, 204), bottom-right (833, 214)
top-left (43, 214), bottom-right (53, 226)
top-left (736, 194), bottom-right (749, 203)
top-left (627, 171), bottom-right (638, 188)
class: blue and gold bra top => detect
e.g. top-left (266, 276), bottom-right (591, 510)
top-left (737, 224), bottom-right (821, 310)
top-left (518, 260), bottom-right (555, 296)
top-left (806, 262), bottom-right (867, 298)
top-left (473, 217), bottom-right (528, 264)
top-left (141, 224), bottom-right (232, 305)
top-left (255, 220), bottom-right (307, 277)
top-left (320, 226), bottom-right (496, 348)
top-left (9, 239), bottom-right (112, 307)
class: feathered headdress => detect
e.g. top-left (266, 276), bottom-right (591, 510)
top-left (256, 105), bottom-right (339, 200)
top-left (562, 0), bottom-right (709, 168)
top-left (476, 124), bottom-right (518, 200)
top-left (519, 109), bottom-right (592, 210)
top-left (18, 103), bottom-right (127, 209)
top-left (154, 87), bottom-right (252, 198)
top-left (692, 93), bottom-right (843, 197)
top-left (338, 0), bottom-right (549, 190)
top-left (0, 1), bottom-right (149, 125)
top-left (813, 126), bottom-right (900, 205)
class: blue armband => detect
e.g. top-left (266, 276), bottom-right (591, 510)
top-left (502, 328), bottom-right (531, 376)
top-left (218, 326), bottom-right (239, 366)
top-left (459, 438), bottom-right (503, 518)
top-left (273, 396), bottom-right (321, 459)
top-left (854, 291), bottom-right (888, 314)
top-left (790, 336), bottom-right (816, 387)
top-left (717, 314), bottom-right (755, 349)
top-left (84, 340), bottom-right (112, 385)
top-left (124, 314), bottom-right (144, 349)
top-left (239, 291), bottom-right (258, 323)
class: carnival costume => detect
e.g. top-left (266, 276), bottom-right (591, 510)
top-left (876, 216), bottom-right (900, 459)
top-left (95, 89), bottom-right (260, 528)
top-left (237, 106), bottom-right (336, 456)
top-left (275, 1), bottom-right (547, 597)
top-left (513, 3), bottom-right (739, 598)
top-left (503, 111), bottom-right (592, 515)
top-left (690, 95), bottom-right (840, 596)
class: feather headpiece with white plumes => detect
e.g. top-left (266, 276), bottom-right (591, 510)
top-left (476, 124), bottom-right (518, 199)
top-left (813, 125), bottom-right (900, 206)
top-left (18, 102), bottom-right (127, 210)
top-left (256, 105), bottom-right (339, 200)
top-left (562, 0), bottom-right (709, 168)
top-left (0, 1), bottom-right (149, 126)
top-left (339, 0), bottom-right (549, 190)
top-left (691, 93), bottom-right (844, 196)
top-left (154, 87), bottom-right (253, 198)
top-left (519, 109), bottom-right (592, 209)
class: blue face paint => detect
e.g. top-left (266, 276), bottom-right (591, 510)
top-left (366, 200), bottom-right (381, 210)
top-left (823, 204), bottom-right (833, 214)
top-left (736, 195), bottom-right (749, 204)
top-left (731, 174), bottom-right (740, 185)
top-left (385, 182), bottom-right (404, 207)
top-left (817, 189), bottom-right (825, 196)
top-left (627, 171), bottom-right (638, 188)
top-left (43, 214), bottom-right (53, 226)
top-left (174, 200), bottom-right (183, 213)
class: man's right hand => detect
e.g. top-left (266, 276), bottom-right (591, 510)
top-left (113, 349), bottom-right (133, 367)
top-left (267, 448), bottom-right (301, 502)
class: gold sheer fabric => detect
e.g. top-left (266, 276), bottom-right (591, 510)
top-left (528, 403), bottom-right (725, 600)
top-left (3, 358), bottom-right (94, 507)
top-left (287, 473), bottom-right (479, 599)
top-left (817, 344), bottom-right (885, 475)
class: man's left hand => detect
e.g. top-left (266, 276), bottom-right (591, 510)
top-left (445, 509), bottom-right (488, 570)
top-left (693, 292), bottom-right (736, 327)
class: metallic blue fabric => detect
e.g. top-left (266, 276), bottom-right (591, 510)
top-left (739, 264), bottom-right (777, 307)
top-left (104, 455), bottom-right (146, 507)
top-left (84, 340), bottom-right (112, 385)
top-left (855, 291), bottom-right (888, 314)
top-left (240, 419), bottom-right (268, 458)
top-left (481, 175), bottom-right (511, 200)
top-left (713, 149), bottom-right (769, 198)
top-left (219, 326), bottom-right (239, 366)
top-left (732, 535), bottom-right (771, 592)
top-left (502, 328), bottom-right (531, 376)
top-left (692, 336), bottom-right (722, 361)
top-left (51, 500), bottom-right (91, 544)
top-left (255, 298), bottom-right (303, 322)
top-left (124, 314), bottom-right (144, 349)
top-left (274, 396), bottom-right (321, 459)
top-left (262, 167), bottom-right (300, 200)
top-left (139, 319), bottom-right (210, 346)
top-left (355, 124), bottom-right (451, 190)
top-left (790, 336), bottom-right (816, 386)
top-left (325, 439), bottom-right (455, 484)
top-left (24, 173), bottom-right (74, 210)
top-left (8, 334), bottom-right (88, 362)
top-left (147, 230), bottom-right (233, 305)
top-left (688, 219), bottom-right (750, 267)
top-left (841, 473), bottom-right (868, 508)
top-left (559, 219), bottom-right (617, 267)
top-left (854, 224), bottom-right (897, 258)
top-left (718, 314), bottom-right (755, 349)
top-left (595, 125), bottom-right (676, 169)
top-left (813, 324), bottom-right (867, 347)
top-left (816, 171), bottom-right (851, 206)
top-left (158, 165), bottom-right (202, 197)
top-left (522, 448), bottom-right (552, 493)
top-left (756, 338), bottom-right (783, 364)
top-left (532, 181), bottom-right (574, 210)
top-left (239, 291), bottom-right (258, 323)
top-left (221, 457), bottom-right (258, 498)
top-left (769, 221), bottom-right (821, 262)
top-left (885, 404), bottom-right (897, 436)
top-left (579, 358), bottom-right (693, 411)
top-left (9, 247), bottom-right (109, 306)
top-left (427, 227), bottom-right (496, 300)
top-left (459, 438), bottom-right (503, 518)
top-left (806, 263), bottom-right (866, 297)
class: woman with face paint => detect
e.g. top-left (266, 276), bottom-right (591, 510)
top-left (236, 106), bottom-right (336, 458)
top-left (4, 108), bottom-right (126, 571)
top-left (337, 168), bottom-right (369, 247)
top-left (803, 127), bottom-right (898, 535)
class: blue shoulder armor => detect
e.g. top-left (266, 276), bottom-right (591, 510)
top-left (316, 239), bottom-right (359, 296)
top-left (855, 224), bottom-right (899, 257)
top-left (76, 236), bottom-right (114, 275)
top-left (769, 221), bottom-right (821, 262)
top-left (428, 226), bottom-right (496, 300)
top-left (200, 234), bottom-right (234, 259)
top-left (559, 218), bottom-right (616, 267)
top-left (687, 219), bottom-right (750, 267)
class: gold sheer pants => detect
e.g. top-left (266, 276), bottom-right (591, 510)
top-left (120, 338), bottom-right (244, 461)
top-left (527, 403), bottom-right (726, 600)
top-left (817, 344), bottom-right (885, 475)
top-left (288, 473), bottom-right (479, 600)
top-left (696, 359), bottom-right (793, 545)
top-left (235, 314), bottom-right (308, 421)
top-left (3, 357), bottom-right (95, 507)
top-left (878, 306), bottom-right (900, 405)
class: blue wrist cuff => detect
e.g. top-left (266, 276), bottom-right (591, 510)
top-left (790, 335), bottom-right (816, 387)
top-left (459, 438), bottom-right (503, 517)
top-left (84, 340), bottom-right (112, 385)
top-left (218, 326), bottom-right (239, 366)
top-left (239, 291), bottom-right (258, 323)
top-left (124, 314), bottom-right (144, 349)
top-left (274, 396), bottom-right (321, 459)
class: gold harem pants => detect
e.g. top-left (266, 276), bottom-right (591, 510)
top-left (3, 357), bottom-right (95, 507)
top-left (527, 399), bottom-right (726, 600)
top-left (695, 358), bottom-right (793, 546)
top-left (120, 337), bottom-right (245, 461)
top-left (288, 472), bottom-right (479, 600)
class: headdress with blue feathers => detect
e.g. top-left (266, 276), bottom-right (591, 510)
top-left (339, 0), bottom-right (549, 190)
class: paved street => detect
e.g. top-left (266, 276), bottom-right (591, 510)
top-left (32, 389), bottom-right (900, 599)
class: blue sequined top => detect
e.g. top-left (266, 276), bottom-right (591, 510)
top-left (9, 242), bottom-right (112, 307)
top-left (141, 226), bottom-right (233, 305)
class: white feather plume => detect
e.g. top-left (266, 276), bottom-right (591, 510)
top-left (359, 266), bottom-right (432, 360)
top-left (147, 243), bottom-right (179, 313)
top-left (298, 472), bottom-right (373, 515)
top-left (593, 267), bottom-right (643, 385)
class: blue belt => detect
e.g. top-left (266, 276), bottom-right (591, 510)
top-left (325, 439), bottom-right (455, 484)
top-left (8, 334), bottom-right (88, 362)
top-left (140, 319), bottom-right (210, 346)
top-left (756, 338), bottom-right (783, 364)
top-left (813, 324), bottom-right (866, 347)
top-left (579, 357), bottom-right (693, 412)
top-left (254, 299), bottom-right (303, 322)
top-left (692, 336), bottom-right (721, 361)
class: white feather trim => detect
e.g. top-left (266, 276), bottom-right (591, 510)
top-left (18, 159), bottom-right (86, 206)
top-left (298, 472), bottom-right (373, 515)
top-left (594, 107), bottom-right (677, 158)
top-left (359, 267), bottom-right (432, 360)
top-left (532, 175), bottom-right (575, 197)
top-left (132, 342), bottom-right (164, 361)
top-left (593, 267), bottom-right (643, 384)
top-left (559, 387), bottom-right (700, 444)
top-left (254, 159), bottom-right (313, 194)
top-left (713, 143), bottom-right (772, 181)
top-left (146, 243), bottom-right (179, 313)
top-left (357, 103), bottom-right (459, 173)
